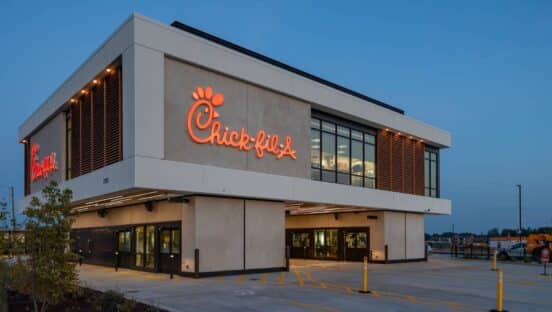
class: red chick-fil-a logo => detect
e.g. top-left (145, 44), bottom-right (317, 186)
top-left (30, 143), bottom-right (58, 182)
top-left (186, 86), bottom-right (297, 160)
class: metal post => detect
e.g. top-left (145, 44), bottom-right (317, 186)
top-left (169, 254), bottom-right (174, 279)
top-left (517, 184), bottom-right (522, 245)
top-left (384, 245), bottom-right (389, 263)
top-left (490, 270), bottom-right (507, 312)
top-left (194, 248), bottom-right (200, 278)
top-left (491, 250), bottom-right (498, 271)
top-left (9, 186), bottom-right (15, 252)
top-left (358, 256), bottom-right (371, 294)
top-left (114, 251), bottom-right (119, 272)
top-left (285, 245), bottom-right (290, 272)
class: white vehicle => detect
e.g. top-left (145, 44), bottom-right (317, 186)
top-left (499, 242), bottom-right (526, 260)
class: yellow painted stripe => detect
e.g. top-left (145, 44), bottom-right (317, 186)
top-left (320, 282), bottom-right (327, 289)
top-left (261, 274), bottom-right (267, 285)
top-left (279, 272), bottom-right (285, 285)
top-left (293, 270), bottom-right (304, 287)
top-left (345, 287), bottom-right (353, 294)
top-left (371, 290), bottom-right (380, 297)
top-left (238, 275), bottom-right (246, 283)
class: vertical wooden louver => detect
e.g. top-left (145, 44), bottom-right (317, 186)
top-left (68, 62), bottom-right (122, 180)
top-left (105, 69), bottom-right (122, 166)
top-left (376, 130), bottom-right (425, 196)
top-left (80, 94), bottom-right (92, 175)
top-left (92, 83), bottom-right (105, 170)
top-left (71, 103), bottom-right (82, 178)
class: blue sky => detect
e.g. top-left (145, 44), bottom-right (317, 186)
top-left (1, 1), bottom-right (550, 233)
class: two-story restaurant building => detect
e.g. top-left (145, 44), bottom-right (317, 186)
top-left (18, 14), bottom-right (451, 277)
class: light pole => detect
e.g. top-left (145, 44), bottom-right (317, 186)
top-left (516, 184), bottom-right (522, 245)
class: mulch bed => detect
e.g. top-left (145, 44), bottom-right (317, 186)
top-left (7, 288), bottom-right (168, 312)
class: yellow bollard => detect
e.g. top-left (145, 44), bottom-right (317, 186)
top-left (358, 256), bottom-right (371, 294)
top-left (490, 270), bottom-right (508, 312)
top-left (491, 250), bottom-right (498, 271)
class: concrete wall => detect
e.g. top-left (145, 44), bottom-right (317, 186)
top-left (285, 212), bottom-right (386, 261)
top-left (383, 211), bottom-right (425, 261)
top-left (164, 57), bottom-right (310, 179)
top-left (182, 196), bottom-right (285, 273)
top-left (245, 200), bottom-right (285, 269)
top-left (406, 213), bottom-right (425, 259)
top-left (29, 113), bottom-right (66, 194)
top-left (71, 201), bottom-right (183, 229)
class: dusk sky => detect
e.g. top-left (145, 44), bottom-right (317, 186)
top-left (1, 1), bottom-right (550, 234)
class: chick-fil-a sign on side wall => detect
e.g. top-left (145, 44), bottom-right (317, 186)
top-left (30, 143), bottom-right (58, 182)
top-left (186, 86), bottom-right (297, 160)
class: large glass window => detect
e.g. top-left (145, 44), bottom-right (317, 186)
top-left (311, 116), bottom-right (376, 188)
top-left (425, 149), bottom-right (439, 197)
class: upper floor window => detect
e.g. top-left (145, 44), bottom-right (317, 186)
top-left (424, 148), bottom-right (439, 197)
top-left (311, 115), bottom-right (376, 188)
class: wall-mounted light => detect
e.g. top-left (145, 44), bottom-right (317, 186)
top-left (70, 98), bottom-right (77, 103)
top-left (397, 132), bottom-right (401, 136)
top-left (385, 128), bottom-right (389, 131)
top-left (105, 68), bottom-right (112, 73)
top-left (80, 89), bottom-right (87, 95)
top-left (92, 79), bottom-right (99, 85)
top-left (20, 139), bottom-right (28, 144)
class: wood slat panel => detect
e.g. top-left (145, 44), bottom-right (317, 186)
top-left (71, 103), bottom-right (81, 178)
top-left (105, 68), bottom-right (122, 166)
top-left (81, 94), bottom-right (92, 174)
top-left (92, 83), bottom-right (105, 170)
top-left (376, 131), bottom-right (392, 191)
top-left (376, 130), bottom-right (425, 196)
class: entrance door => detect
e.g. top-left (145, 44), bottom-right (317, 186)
top-left (116, 230), bottom-right (132, 268)
top-left (314, 229), bottom-right (339, 259)
top-left (158, 228), bottom-right (181, 274)
top-left (134, 225), bottom-right (157, 270)
top-left (343, 230), bottom-right (369, 261)
top-left (290, 231), bottom-right (313, 258)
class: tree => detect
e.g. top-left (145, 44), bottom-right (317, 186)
top-left (10, 181), bottom-right (78, 312)
top-left (487, 228), bottom-right (500, 237)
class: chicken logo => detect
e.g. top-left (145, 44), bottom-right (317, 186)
top-left (186, 86), bottom-right (297, 160)
top-left (30, 143), bottom-right (58, 182)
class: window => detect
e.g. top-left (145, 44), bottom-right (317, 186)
top-left (311, 115), bottom-right (376, 188)
top-left (424, 148), bottom-right (439, 197)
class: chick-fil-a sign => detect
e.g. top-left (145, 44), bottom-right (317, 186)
top-left (186, 86), bottom-right (297, 160)
top-left (30, 143), bottom-right (58, 182)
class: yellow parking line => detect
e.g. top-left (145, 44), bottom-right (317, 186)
top-left (293, 270), bottom-right (304, 287)
top-left (238, 275), bottom-right (246, 283)
top-left (406, 295), bottom-right (418, 303)
top-left (216, 276), bottom-right (224, 282)
top-left (261, 274), bottom-right (267, 285)
top-left (279, 272), bottom-right (285, 285)
top-left (345, 287), bottom-right (353, 294)
top-left (371, 290), bottom-right (380, 297)
top-left (320, 282), bottom-right (327, 288)
top-left (289, 300), bottom-right (342, 312)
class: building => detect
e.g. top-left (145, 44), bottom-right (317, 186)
top-left (18, 14), bottom-right (451, 277)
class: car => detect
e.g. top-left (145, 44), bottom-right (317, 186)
top-left (498, 242), bottom-right (526, 260)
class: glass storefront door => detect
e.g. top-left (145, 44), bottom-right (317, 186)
top-left (344, 230), bottom-right (369, 261)
top-left (134, 225), bottom-right (156, 270)
top-left (314, 229), bottom-right (338, 259)
top-left (159, 228), bottom-right (181, 273)
top-left (145, 225), bottom-right (156, 269)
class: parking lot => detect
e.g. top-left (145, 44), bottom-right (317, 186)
top-left (78, 255), bottom-right (552, 311)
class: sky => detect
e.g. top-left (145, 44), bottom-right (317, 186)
top-left (0, 1), bottom-right (550, 234)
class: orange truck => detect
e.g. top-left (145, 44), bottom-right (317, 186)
top-left (526, 234), bottom-right (552, 260)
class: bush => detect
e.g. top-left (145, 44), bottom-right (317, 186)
top-left (92, 290), bottom-right (136, 312)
